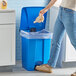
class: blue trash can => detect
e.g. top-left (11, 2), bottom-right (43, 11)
top-left (20, 7), bottom-right (52, 71)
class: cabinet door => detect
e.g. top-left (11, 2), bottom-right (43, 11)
top-left (0, 25), bottom-right (15, 66)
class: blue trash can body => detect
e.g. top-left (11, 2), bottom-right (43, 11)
top-left (20, 7), bottom-right (52, 71)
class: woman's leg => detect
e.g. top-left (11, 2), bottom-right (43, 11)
top-left (62, 8), bottom-right (76, 50)
top-left (47, 9), bottom-right (66, 67)
top-left (61, 8), bottom-right (76, 76)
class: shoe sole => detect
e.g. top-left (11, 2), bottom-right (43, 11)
top-left (35, 66), bottom-right (52, 73)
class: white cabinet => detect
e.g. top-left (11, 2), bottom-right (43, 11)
top-left (0, 10), bottom-right (16, 66)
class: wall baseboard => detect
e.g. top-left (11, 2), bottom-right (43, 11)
top-left (0, 66), bottom-right (12, 72)
top-left (62, 62), bottom-right (76, 68)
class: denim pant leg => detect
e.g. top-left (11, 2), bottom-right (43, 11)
top-left (47, 10), bottom-right (66, 68)
top-left (62, 8), bottom-right (76, 50)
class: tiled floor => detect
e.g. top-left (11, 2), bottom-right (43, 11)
top-left (0, 61), bottom-right (76, 76)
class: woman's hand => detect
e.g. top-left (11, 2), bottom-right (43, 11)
top-left (34, 15), bottom-right (44, 23)
top-left (34, 8), bottom-right (48, 23)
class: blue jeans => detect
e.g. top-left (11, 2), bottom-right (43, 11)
top-left (48, 6), bottom-right (76, 68)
